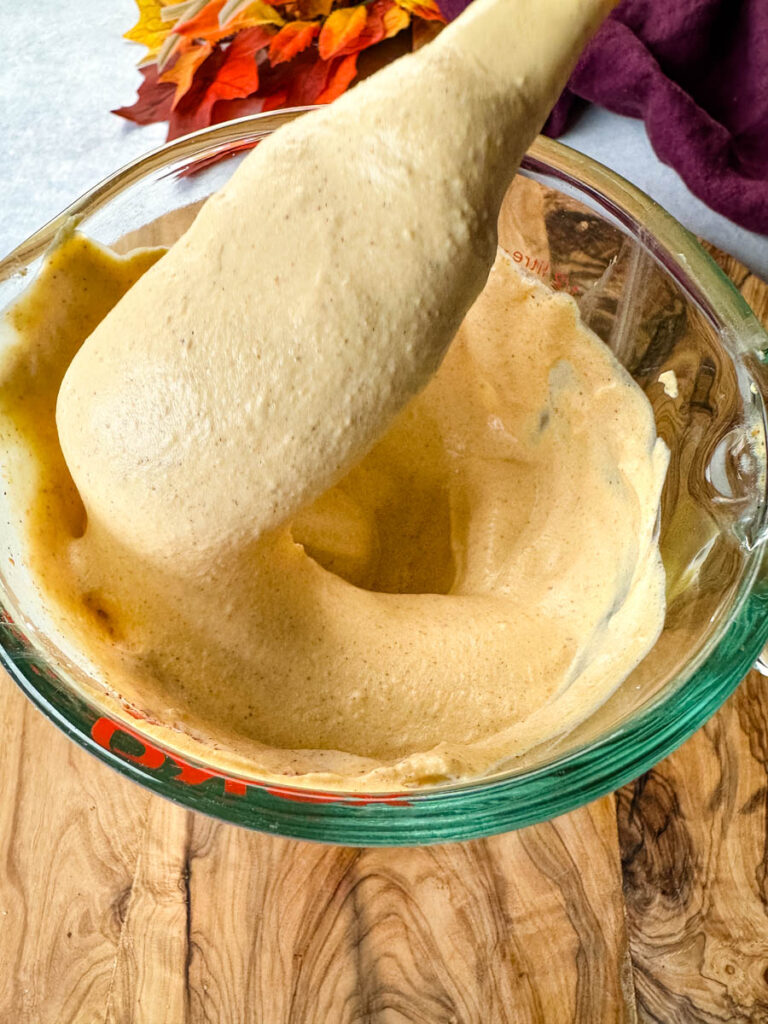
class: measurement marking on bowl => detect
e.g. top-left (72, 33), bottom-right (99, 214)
top-left (509, 248), bottom-right (581, 295)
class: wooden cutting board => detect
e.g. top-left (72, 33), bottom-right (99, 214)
top-left (0, 243), bottom-right (767, 1024)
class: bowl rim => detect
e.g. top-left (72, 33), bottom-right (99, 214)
top-left (2, 108), bottom-right (768, 845)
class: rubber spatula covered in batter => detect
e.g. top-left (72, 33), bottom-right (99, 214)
top-left (57, 0), bottom-right (617, 564)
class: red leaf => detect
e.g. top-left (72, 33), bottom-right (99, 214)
top-left (210, 94), bottom-right (267, 122)
top-left (166, 45), bottom-right (228, 138)
top-left (159, 41), bottom-right (214, 109)
top-left (316, 52), bottom-right (358, 102)
top-left (258, 46), bottom-right (359, 109)
top-left (283, 53), bottom-right (331, 104)
top-left (263, 54), bottom-right (327, 107)
top-left (166, 28), bottom-right (268, 139)
top-left (268, 21), bottom-right (319, 67)
top-left (112, 64), bottom-right (176, 126)
top-left (339, 8), bottom-right (385, 56)
top-left (261, 89), bottom-right (290, 112)
top-left (176, 138), bottom-right (260, 178)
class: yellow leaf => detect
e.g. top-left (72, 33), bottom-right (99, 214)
top-left (393, 0), bottom-right (444, 21)
top-left (382, 1), bottom-right (410, 37)
top-left (219, 0), bottom-right (284, 26)
top-left (299, 0), bottom-right (333, 17)
top-left (125, 0), bottom-right (173, 52)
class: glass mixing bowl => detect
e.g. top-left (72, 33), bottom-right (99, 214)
top-left (1, 109), bottom-right (768, 845)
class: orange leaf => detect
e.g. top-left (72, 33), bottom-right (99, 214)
top-left (268, 21), bottom-right (319, 66)
top-left (208, 26), bottom-right (269, 99)
top-left (174, 0), bottom-right (227, 38)
top-left (159, 41), bottom-right (213, 107)
top-left (318, 5), bottom-right (368, 60)
top-left (316, 52), bottom-right (358, 102)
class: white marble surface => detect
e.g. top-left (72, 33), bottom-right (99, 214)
top-left (1, 0), bottom-right (766, 276)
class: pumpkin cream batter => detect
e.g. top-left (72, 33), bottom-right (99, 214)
top-left (0, 0), bottom-right (669, 789)
top-left (0, 236), bottom-right (668, 789)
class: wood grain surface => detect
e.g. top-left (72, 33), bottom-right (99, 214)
top-left (0, 250), bottom-right (767, 1024)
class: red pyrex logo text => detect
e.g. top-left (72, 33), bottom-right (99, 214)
top-left (90, 717), bottom-right (411, 806)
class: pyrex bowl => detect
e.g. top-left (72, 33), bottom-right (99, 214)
top-left (1, 109), bottom-right (768, 846)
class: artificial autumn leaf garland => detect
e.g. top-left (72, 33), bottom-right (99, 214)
top-left (114, 0), bottom-right (445, 140)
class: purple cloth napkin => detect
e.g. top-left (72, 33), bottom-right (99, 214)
top-left (441, 0), bottom-right (768, 234)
